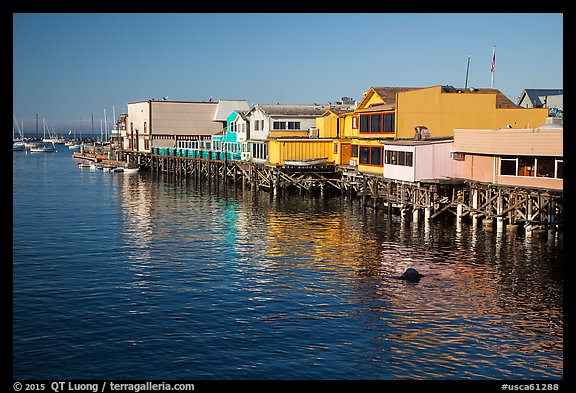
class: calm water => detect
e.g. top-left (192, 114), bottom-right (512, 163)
top-left (13, 148), bottom-right (563, 380)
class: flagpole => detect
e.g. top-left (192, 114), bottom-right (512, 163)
top-left (465, 55), bottom-right (471, 88)
top-left (490, 44), bottom-right (495, 89)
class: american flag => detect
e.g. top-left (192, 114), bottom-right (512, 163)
top-left (491, 46), bottom-right (495, 73)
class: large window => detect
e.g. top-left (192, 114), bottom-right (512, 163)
top-left (536, 157), bottom-right (555, 177)
top-left (500, 156), bottom-right (563, 178)
top-left (500, 158), bottom-right (517, 176)
top-left (385, 150), bottom-right (414, 167)
top-left (359, 113), bottom-right (395, 133)
top-left (273, 121), bottom-right (286, 130)
top-left (518, 157), bottom-right (535, 177)
top-left (287, 121), bottom-right (300, 130)
top-left (359, 146), bottom-right (383, 166)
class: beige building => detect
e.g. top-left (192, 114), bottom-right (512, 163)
top-left (123, 99), bottom-right (248, 152)
top-left (452, 118), bottom-right (563, 190)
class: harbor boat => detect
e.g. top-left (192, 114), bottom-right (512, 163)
top-left (283, 157), bottom-right (328, 167)
top-left (24, 140), bottom-right (39, 148)
top-left (78, 161), bottom-right (91, 168)
top-left (13, 141), bottom-right (26, 151)
top-left (29, 141), bottom-right (56, 152)
top-left (122, 163), bottom-right (140, 174)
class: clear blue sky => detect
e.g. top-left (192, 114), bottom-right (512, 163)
top-left (13, 13), bottom-right (563, 135)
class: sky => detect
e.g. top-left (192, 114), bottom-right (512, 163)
top-left (12, 13), bottom-right (563, 136)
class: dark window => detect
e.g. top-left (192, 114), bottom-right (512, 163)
top-left (360, 115), bottom-right (369, 132)
top-left (536, 157), bottom-right (555, 178)
top-left (383, 113), bottom-right (395, 132)
top-left (359, 147), bottom-right (370, 164)
top-left (288, 121), bottom-right (300, 130)
top-left (500, 158), bottom-right (517, 176)
top-left (351, 145), bottom-right (358, 157)
top-left (273, 121), bottom-right (286, 130)
top-left (405, 151), bottom-right (413, 166)
top-left (371, 114), bottom-right (382, 133)
top-left (398, 151), bottom-right (406, 166)
top-left (370, 147), bottom-right (382, 166)
top-left (556, 160), bottom-right (563, 179)
top-left (518, 156), bottom-right (535, 177)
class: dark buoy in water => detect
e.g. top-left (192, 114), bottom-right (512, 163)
top-left (398, 268), bottom-right (425, 283)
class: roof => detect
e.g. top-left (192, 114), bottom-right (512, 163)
top-left (213, 100), bottom-right (250, 121)
top-left (440, 86), bottom-right (519, 108)
top-left (518, 89), bottom-right (563, 107)
top-left (381, 136), bottom-right (454, 146)
top-left (371, 87), bottom-right (422, 104)
top-left (252, 104), bottom-right (329, 117)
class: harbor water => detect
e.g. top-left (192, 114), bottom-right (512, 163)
top-left (13, 148), bottom-right (563, 380)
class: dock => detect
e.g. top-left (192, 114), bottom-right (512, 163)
top-left (100, 149), bottom-right (563, 239)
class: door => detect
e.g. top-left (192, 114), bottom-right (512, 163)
top-left (340, 143), bottom-right (352, 165)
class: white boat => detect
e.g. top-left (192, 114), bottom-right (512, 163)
top-left (283, 157), bottom-right (328, 166)
top-left (13, 141), bottom-right (26, 151)
top-left (78, 161), bottom-right (91, 168)
top-left (68, 143), bottom-right (81, 150)
top-left (29, 141), bottom-right (56, 152)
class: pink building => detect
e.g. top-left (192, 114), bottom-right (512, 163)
top-left (382, 138), bottom-right (464, 182)
top-left (452, 120), bottom-right (563, 191)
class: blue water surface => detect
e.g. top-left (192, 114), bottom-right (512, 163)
top-left (12, 148), bottom-right (563, 380)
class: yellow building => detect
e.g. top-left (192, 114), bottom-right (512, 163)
top-left (316, 85), bottom-right (549, 174)
top-left (267, 138), bottom-right (333, 166)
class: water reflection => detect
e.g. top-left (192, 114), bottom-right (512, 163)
top-left (110, 173), bottom-right (562, 379)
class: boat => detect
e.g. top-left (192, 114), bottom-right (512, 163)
top-left (78, 161), bottom-right (91, 168)
top-left (68, 142), bottom-right (81, 150)
top-left (120, 163), bottom-right (140, 174)
top-left (13, 141), bottom-right (26, 151)
top-left (13, 115), bottom-right (26, 150)
top-left (283, 157), bottom-right (328, 167)
top-left (29, 141), bottom-right (56, 152)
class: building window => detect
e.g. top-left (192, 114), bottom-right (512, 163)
top-left (352, 116), bottom-right (358, 129)
top-left (360, 115), bottom-right (370, 132)
top-left (500, 158), bottom-right (517, 176)
top-left (359, 113), bottom-right (395, 133)
top-left (273, 121), bottom-right (286, 130)
top-left (144, 122), bottom-right (147, 132)
top-left (370, 114), bottom-right (382, 133)
top-left (384, 113), bottom-right (395, 133)
top-left (556, 160), bottom-right (563, 179)
top-left (359, 147), bottom-right (370, 164)
top-left (370, 146), bottom-right (382, 165)
top-left (288, 121), bottom-right (300, 130)
top-left (359, 146), bottom-right (383, 166)
top-left (334, 143), bottom-right (338, 154)
top-left (518, 157), bottom-right (535, 177)
top-left (130, 122), bottom-right (133, 132)
top-left (536, 157), bottom-right (555, 178)
top-left (351, 145), bottom-right (358, 157)
top-left (385, 150), bottom-right (413, 167)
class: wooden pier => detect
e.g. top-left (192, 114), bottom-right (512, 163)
top-left (114, 150), bottom-right (563, 238)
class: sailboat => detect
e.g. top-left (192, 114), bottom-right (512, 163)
top-left (13, 114), bottom-right (26, 150)
top-left (30, 141), bottom-right (56, 152)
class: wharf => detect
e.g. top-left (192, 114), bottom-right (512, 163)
top-left (116, 149), bottom-right (563, 238)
